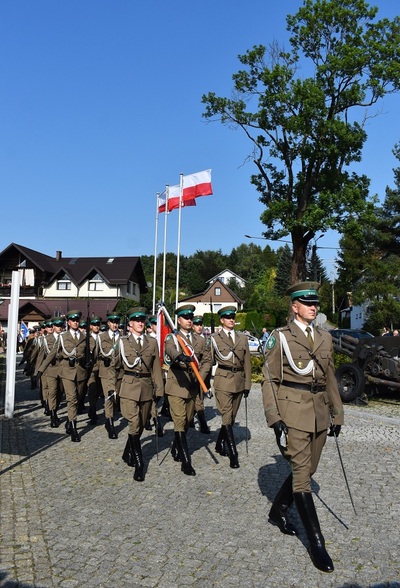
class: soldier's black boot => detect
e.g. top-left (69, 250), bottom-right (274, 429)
top-left (44, 400), bottom-right (50, 416)
top-left (77, 398), bottom-right (85, 414)
top-left (122, 438), bottom-right (134, 467)
top-left (175, 431), bottom-right (196, 476)
top-left (144, 418), bottom-right (152, 431)
top-left (65, 419), bottom-right (72, 435)
top-left (50, 410), bottom-right (60, 428)
top-left (171, 435), bottom-right (182, 462)
top-left (129, 434), bottom-right (145, 482)
top-left (293, 492), bottom-right (334, 573)
top-left (268, 474), bottom-right (297, 536)
top-left (215, 428), bottom-right (227, 457)
top-left (88, 406), bottom-right (97, 425)
top-left (70, 421), bottom-right (81, 443)
top-left (223, 424), bottom-right (240, 469)
top-left (160, 396), bottom-right (171, 419)
top-left (153, 418), bottom-right (163, 437)
top-left (196, 410), bottom-right (210, 434)
top-left (105, 418), bottom-right (118, 439)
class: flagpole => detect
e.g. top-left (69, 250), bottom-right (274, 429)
top-left (152, 192), bottom-right (160, 315)
top-left (175, 173), bottom-right (184, 319)
top-left (161, 185), bottom-right (169, 304)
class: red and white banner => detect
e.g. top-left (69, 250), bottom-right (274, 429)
top-left (182, 169), bottom-right (212, 200)
top-left (158, 185), bottom-right (196, 213)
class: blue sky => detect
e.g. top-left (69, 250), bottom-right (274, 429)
top-left (1, 0), bottom-right (399, 279)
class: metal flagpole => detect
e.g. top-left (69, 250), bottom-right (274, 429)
top-left (174, 173), bottom-right (184, 322)
top-left (161, 186), bottom-right (169, 304)
top-left (152, 192), bottom-right (160, 315)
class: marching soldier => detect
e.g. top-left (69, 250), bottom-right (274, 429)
top-left (262, 282), bottom-right (344, 573)
top-left (109, 307), bottom-right (164, 482)
top-left (92, 312), bottom-right (122, 438)
top-left (35, 319), bottom-right (54, 415)
top-left (87, 316), bottom-right (103, 426)
top-left (36, 317), bottom-right (65, 427)
top-left (37, 310), bottom-right (95, 442)
top-left (164, 304), bottom-right (212, 476)
top-left (191, 315), bottom-right (211, 434)
top-left (210, 306), bottom-right (252, 469)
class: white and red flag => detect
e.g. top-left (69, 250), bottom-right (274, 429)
top-left (158, 185), bottom-right (196, 213)
top-left (182, 169), bottom-right (212, 201)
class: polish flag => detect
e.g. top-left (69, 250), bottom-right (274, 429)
top-left (158, 185), bottom-right (196, 213)
top-left (156, 306), bottom-right (172, 368)
top-left (182, 169), bottom-right (212, 201)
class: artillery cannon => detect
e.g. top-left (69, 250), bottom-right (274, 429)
top-left (331, 332), bottom-right (400, 403)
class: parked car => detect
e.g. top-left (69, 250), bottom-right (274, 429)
top-left (329, 329), bottom-right (374, 340)
top-left (246, 334), bottom-right (262, 354)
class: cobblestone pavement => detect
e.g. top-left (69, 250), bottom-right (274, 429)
top-left (1, 367), bottom-right (400, 588)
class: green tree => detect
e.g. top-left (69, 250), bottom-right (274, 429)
top-left (202, 0), bottom-right (400, 283)
top-left (274, 244), bottom-right (292, 296)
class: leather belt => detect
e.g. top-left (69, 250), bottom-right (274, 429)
top-left (124, 370), bottom-right (151, 378)
top-left (218, 365), bottom-right (244, 373)
top-left (281, 380), bottom-right (326, 393)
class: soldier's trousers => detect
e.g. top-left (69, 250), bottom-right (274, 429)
top-left (120, 397), bottom-right (152, 436)
top-left (214, 388), bottom-right (243, 426)
top-left (167, 395), bottom-right (195, 432)
top-left (61, 377), bottom-right (86, 421)
top-left (283, 427), bottom-right (327, 493)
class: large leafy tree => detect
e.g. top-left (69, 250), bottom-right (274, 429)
top-left (202, 0), bottom-right (400, 283)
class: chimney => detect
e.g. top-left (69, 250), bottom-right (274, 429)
top-left (56, 251), bottom-right (62, 261)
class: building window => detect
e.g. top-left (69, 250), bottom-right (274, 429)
top-left (128, 281), bottom-right (137, 295)
top-left (89, 282), bottom-right (103, 291)
top-left (88, 273), bottom-right (103, 291)
top-left (57, 273), bottom-right (71, 290)
top-left (215, 287), bottom-right (221, 296)
top-left (57, 280), bottom-right (71, 291)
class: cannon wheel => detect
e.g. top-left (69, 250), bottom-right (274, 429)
top-left (336, 364), bottom-right (366, 402)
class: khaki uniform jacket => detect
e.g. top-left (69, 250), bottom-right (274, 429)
top-left (36, 333), bottom-right (61, 378)
top-left (108, 334), bottom-right (164, 402)
top-left (96, 331), bottom-right (122, 379)
top-left (39, 330), bottom-right (95, 383)
top-left (211, 330), bottom-right (252, 392)
top-left (164, 331), bottom-right (212, 399)
top-left (262, 322), bottom-right (344, 433)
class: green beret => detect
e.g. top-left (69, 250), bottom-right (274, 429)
top-left (285, 281), bottom-right (320, 303)
top-left (149, 315), bottom-right (157, 325)
top-left (67, 310), bottom-right (82, 320)
top-left (218, 306), bottom-right (237, 317)
top-left (79, 320), bottom-right (88, 328)
top-left (52, 317), bottom-right (65, 327)
top-left (90, 316), bottom-right (102, 325)
top-left (128, 307), bottom-right (147, 320)
top-left (44, 319), bottom-right (53, 327)
top-left (193, 315), bottom-right (203, 324)
top-left (175, 304), bottom-right (195, 317)
top-left (100, 323), bottom-right (108, 331)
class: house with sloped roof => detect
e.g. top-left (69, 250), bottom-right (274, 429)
top-left (0, 243), bottom-right (148, 329)
top-left (178, 277), bottom-right (244, 317)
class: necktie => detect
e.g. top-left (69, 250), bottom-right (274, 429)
top-left (228, 331), bottom-right (233, 344)
top-left (305, 327), bottom-right (314, 350)
top-left (137, 337), bottom-right (142, 349)
top-left (187, 333), bottom-right (191, 344)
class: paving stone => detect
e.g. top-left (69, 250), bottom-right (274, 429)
top-left (1, 368), bottom-right (400, 587)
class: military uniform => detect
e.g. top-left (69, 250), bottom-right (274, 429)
top-left (191, 315), bottom-right (211, 434)
top-left (36, 317), bottom-right (65, 427)
top-left (164, 304), bottom-right (212, 476)
top-left (211, 306), bottom-right (252, 469)
top-left (39, 310), bottom-right (96, 442)
top-left (93, 312), bottom-right (122, 439)
top-left (109, 307), bottom-right (164, 482)
top-left (262, 282), bottom-right (344, 573)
